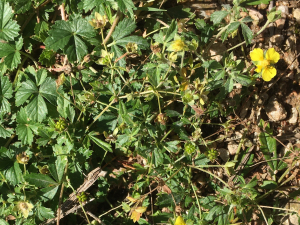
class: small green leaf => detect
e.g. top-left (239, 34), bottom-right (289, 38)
top-left (89, 132), bottom-right (113, 152)
top-left (224, 78), bottom-right (233, 93)
top-left (0, 39), bottom-right (22, 70)
top-left (115, 36), bottom-right (149, 49)
top-left (241, 23), bottom-right (253, 45)
top-left (0, 75), bottom-right (12, 113)
top-left (164, 20), bottom-right (177, 43)
top-left (25, 173), bottom-right (58, 188)
top-left (39, 50), bottom-right (56, 67)
top-left (210, 11), bottom-right (229, 25)
top-left (36, 205), bottom-right (55, 220)
top-left (0, 123), bottom-right (13, 138)
top-left (260, 180), bottom-right (277, 189)
top-left (16, 107), bottom-right (38, 145)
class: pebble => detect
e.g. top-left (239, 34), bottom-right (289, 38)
top-left (270, 34), bottom-right (284, 45)
top-left (227, 141), bottom-right (239, 155)
top-left (217, 148), bottom-right (229, 162)
top-left (288, 107), bottom-right (298, 124)
top-left (249, 9), bottom-right (263, 25)
top-left (275, 5), bottom-right (288, 30)
top-left (265, 96), bottom-right (287, 121)
top-left (293, 8), bottom-right (300, 24)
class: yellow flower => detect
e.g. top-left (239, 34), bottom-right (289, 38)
top-left (174, 216), bottom-right (186, 225)
top-left (169, 38), bottom-right (186, 52)
top-left (89, 12), bottom-right (107, 29)
top-left (250, 48), bottom-right (280, 81)
top-left (15, 201), bottom-right (34, 218)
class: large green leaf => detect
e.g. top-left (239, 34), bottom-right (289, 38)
top-left (45, 17), bottom-right (96, 62)
top-left (16, 107), bottom-right (38, 145)
top-left (0, 1), bottom-right (20, 41)
top-left (115, 36), bottom-right (149, 49)
top-left (116, 0), bottom-right (134, 18)
top-left (48, 156), bottom-right (67, 183)
top-left (24, 173), bottom-right (58, 187)
top-left (0, 147), bottom-right (23, 185)
top-left (0, 37), bottom-right (22, 70)
top-left (0, 75), bottom-right (12, 113)
top-left (112, 18), bottom-right (136, 41)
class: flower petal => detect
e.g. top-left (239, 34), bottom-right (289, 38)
top-left (250, 48), bottom-right (264, 62)
top-left (255, 65), bottom-right (262, 73)
top-left (262, 66), bottom-right (277, 81)
top-left (266, 48), bottom-right (280, 64)
top-left (174, 216), bottom-right (186, 225)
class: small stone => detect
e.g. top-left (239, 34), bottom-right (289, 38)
top-left (275, 18), bottom-right (286, 29)
top-left (288, 107), bottom-right (298, 124)
top-left (209, 42), bottom-right (227, 62)
top-left (227, 141), bottom-right (239, 155)
top-left (293, 8), bottom-right (300, 24)
top-left (270, 34), bottom-right (284, 45)
top-left (265, 96), bottom-right (287, 121)
top-left (249, 9), bottom-right (264, 25)
top-left (217, 148), bottom-right (229, 162)
top-left (277, 5), bottom-right (289, 17)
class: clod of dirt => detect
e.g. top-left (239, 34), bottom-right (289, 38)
top-left (227, 141), bottom-right (238, 155)
top-left (293, 8), bottom-right (300, 24)
top-left (265, 96), bottom-right (287, 121)
top-left (284, 50), bottom-right (299, 70)
top-left (288, 107), bottom-right (298, 124)
top-left (249, 9), bottom-right (263, 25)
top-left (209, 42), bottom-right (227, 62)
top-left (217, 148), bottom-right (229, 162)
top-left (270, 34), bottom-right (284, 45)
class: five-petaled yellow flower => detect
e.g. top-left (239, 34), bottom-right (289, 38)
top-left (250, 48), bottom-right (280, 82)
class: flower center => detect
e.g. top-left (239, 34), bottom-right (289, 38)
top-left (261, 59), bottom-right (270, 69)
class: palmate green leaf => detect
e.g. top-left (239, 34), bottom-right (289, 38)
top-left (45, 17), bottom-right (96, 62)
top-left (116, 0), bottom-right (134, 18)
top-left (0, 75), bottom-right (12, 113)
top-left (25, 173), bottom-right (58, 187)
top-left (16, 107), bottom-right (38, 145)
top-left (7, 0), bottom-right (32, 14)
top-left (0, 1), bottom-right (20, 41)
top-left (15, 67), bottom-right (57, 122)
top-left (0, 37), bottom-right (22, 70)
